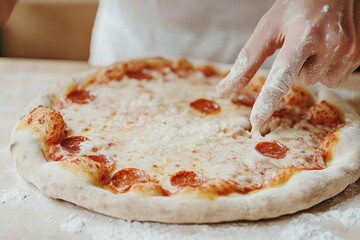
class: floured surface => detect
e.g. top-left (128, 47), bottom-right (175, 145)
top-left (0, 59), bottom-right (359, 239)
top-left (1, 153), bottom-right (359, 240)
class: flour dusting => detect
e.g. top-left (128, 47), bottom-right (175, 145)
top-left (250, 64), bottom-right (293, 135)
top-left (321, 5), bottom-right (330, 13)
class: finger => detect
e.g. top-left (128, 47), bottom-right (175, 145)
top-left (298, 53), bottom-right (350, 88)
top-left (295, 54), bottom-right (322, 86)
top-left (250, 33), bottom-right (314, 136)
top-left (296, 46), bottom-right (335, 87)
top-left (216, 17), bottom-right (279, 97)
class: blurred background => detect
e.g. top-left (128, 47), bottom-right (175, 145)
top-left (1, 0), bottom-right (359, 71)
top-left (0, 0), bottom-right (98, 61)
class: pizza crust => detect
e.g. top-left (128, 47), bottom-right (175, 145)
top-left (10, 66), bottom-right (360, 223)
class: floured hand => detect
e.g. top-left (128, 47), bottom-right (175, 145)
top-left (216, 0), bottom-right (360, 136)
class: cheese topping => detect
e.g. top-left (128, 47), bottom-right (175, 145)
top-left (19, 58), bottom-right (342, 197)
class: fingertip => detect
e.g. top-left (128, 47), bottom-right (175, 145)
top-left (249, 102), bottom-right (261, 135)
top-left (250, 126), bottom-right (262, 139)
top-left (248, 84), bottom-right (281, 137)
top-left (215, 82), bottom-right (228, 98)
top-left (215, 71), bottom-right (239, 98)
top-left (215, 75), bottom-right (230, 97)
top-left (215, 49), bottom-right (254, 98)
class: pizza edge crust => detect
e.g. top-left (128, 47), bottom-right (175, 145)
top-left (10, 66), bottom-right (360, 223)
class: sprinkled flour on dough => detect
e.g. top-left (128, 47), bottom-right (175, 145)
top-left (0, 173), bottom-right (55, 209)
top-left (250, 63), bottom-right (293, 135)
top-left (321, 5), bottom-right (330, 13)
top-left (60, 181), bottom-right (360, 240)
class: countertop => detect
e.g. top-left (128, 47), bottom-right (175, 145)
top-left (0, 58), bottom-right (359, 240)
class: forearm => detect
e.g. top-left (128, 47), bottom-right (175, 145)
top-left (0, 0), bottom-right (17, 25)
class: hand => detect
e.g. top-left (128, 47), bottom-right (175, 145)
top-left (216, 0), bottom-right (360, 135)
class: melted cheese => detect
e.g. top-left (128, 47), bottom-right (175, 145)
top-left (52, 69), bottom-right (336, 195)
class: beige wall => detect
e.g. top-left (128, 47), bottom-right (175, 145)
top-left (1, 0), bottom-right (98, 61)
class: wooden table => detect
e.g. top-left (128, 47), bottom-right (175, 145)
top-left (0, 58), bottom-right (359, 240)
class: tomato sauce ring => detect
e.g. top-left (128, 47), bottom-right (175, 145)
top-left (66, 89), bottom-right (95, 104)
top-left (190, 99), bottom-right (221, 114)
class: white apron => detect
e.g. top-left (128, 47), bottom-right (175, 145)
top-left (90, 0), bottom-right (274, 66)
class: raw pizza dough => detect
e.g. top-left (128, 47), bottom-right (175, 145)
top-left (10, 58), bottom-right (360, 223)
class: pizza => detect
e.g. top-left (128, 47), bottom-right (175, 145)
top-left (10, 57), bottom-right (360, 223)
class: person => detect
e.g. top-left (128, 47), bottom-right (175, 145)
top-left (216, 0), bottom-right (360, 135)
top-left (2, 0), bottom-right (360, 133)
top-left (89, 0), bottom-right (274, 66)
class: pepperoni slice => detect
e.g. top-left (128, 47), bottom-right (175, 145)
top-left (126, 71), bottom-right (153, 80)
top-left (21, 106), bottom-right (66, 144)
top-left (86, 155), bottom-right (115, 172)
top-left (282, 86), bottom-right (314, 108)
top-left (66, 89), bottom-right (95, 104)
top-left (61, 136), bottom-right (89, 152)
top-left (307, 101), bottom-right (342, 125)
top-left (196, 65), bottom-right (217, 77)
top-left (231, 94), bottom-right (256, 107)
top-left (255, 141), bottom-right (289, 159)
top-left (46, 144), bottom-right (66, 161)
top-left (104, 64), bottom-right (126, 81)
top-left (190, 99), bottom-right (221, 114)
top-left (111, 168), bottom-right (150, 192)
top-left (172, 58), bottom-right (194, 72)
top-left (170, 171), bottom-right (208, 187)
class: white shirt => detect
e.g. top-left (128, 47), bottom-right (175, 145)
top-left (90, 0), bottom-right (274, 66)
